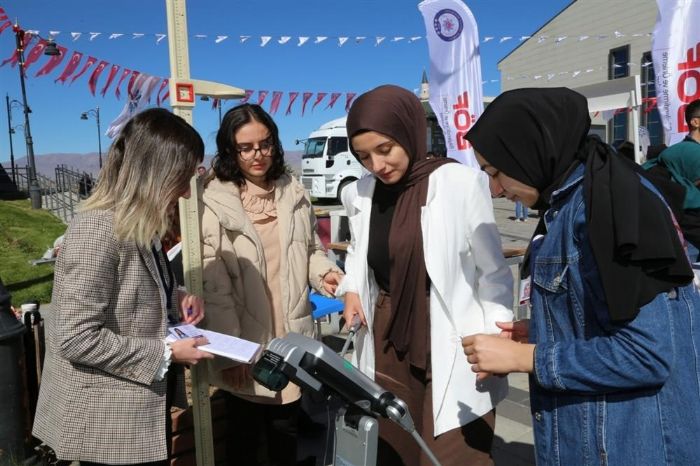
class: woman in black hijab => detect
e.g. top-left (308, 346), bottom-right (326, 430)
top-left (338, 85), bottom-right (515, 466)
top-left (461, 88), bottom-right (700, 466)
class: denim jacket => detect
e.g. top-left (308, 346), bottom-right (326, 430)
top-left (528, 163), bottom-right (700, 466)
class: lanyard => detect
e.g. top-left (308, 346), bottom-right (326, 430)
top-left (151, 245), bottom-right (174, 312)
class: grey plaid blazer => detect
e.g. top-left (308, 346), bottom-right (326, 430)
top-left (33, 209), bottom-right (178, 464)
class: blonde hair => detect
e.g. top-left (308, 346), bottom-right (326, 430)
top-left (81, 108), bottom-right (204, 247)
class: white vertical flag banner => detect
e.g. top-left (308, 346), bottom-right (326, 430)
top-left (652, 0), bottom-right (700, 145)
top-left (418, 0), bottom-right (483, 167)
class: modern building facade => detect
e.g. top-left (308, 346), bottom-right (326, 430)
top-left (498, 0), bottom-right (662, 147)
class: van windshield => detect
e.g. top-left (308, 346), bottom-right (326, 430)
top-left (303, 137), bottom-right (326, 158)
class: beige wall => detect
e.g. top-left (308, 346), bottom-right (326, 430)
top-left (499, 0), bottom-right (657, 90)
top-left (498, 0), bottom-right (659, 140)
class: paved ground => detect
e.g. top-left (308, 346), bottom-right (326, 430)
top-left (489, 198), bottom-right (538, 466)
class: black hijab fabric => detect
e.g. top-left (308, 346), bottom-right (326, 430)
top-left (347, 85), bottom-right (455, 355)
top-left (466, 88), bottom-right (692, 322)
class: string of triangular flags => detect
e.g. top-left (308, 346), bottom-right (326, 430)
top-left (500, 61), bottom-right (655, 84)
top-left (13, 25), bottom-right (653, 48)
top-left (0, 7), bottom-right (359, 117)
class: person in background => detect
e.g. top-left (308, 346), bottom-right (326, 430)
top-left (33, 108), bottom-right (212, 466)
top-left (338, 85), bottom-right (513, 466)
top-left (200, 103), bottom-right (343, 466)
top-left (197, 165), bottom-right (207, 178)
top-left (463, 87), bottom-right (700, 466)
top-left (643, 99), bottom-right (700, 259)
top-left (514, 200), bottom-right (528, 222)
top-left (645, 143), bottom-right (668, 161)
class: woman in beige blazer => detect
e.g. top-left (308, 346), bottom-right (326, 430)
top-left (200, 103), bottom-right (343, 465)
top-left (33, 109), bottom-right (213, 466)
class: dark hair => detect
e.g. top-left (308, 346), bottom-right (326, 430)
top-left (646, 143), bottom-right (668, 160)
top-left (614, 140), bottom-right (635, 162)
top-left (685, 99), bottom-right (700, 127)
top-left (212, 103), bottom-right (286, 185)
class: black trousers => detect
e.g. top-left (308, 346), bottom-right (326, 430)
top-left (80, 462), bottom-right (167, 466)
top-left (224, 392), bottom-right (300, 466)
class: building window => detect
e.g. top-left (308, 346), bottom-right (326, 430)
top-left (609, 45), bottom-right (630, 144)
top-left (609, 46), bottom-right (630, 79)
top-left (641, 51), bottom-right (663, 146)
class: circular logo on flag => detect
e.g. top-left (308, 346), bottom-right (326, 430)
top-left (433, 9), bottom-right (463, 42)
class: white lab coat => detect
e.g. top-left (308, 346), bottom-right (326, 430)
top-left (338, 163), bottom-right (514, 436)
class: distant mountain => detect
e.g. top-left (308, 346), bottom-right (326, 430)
top-left (6, 149), bottom-right (304, 179)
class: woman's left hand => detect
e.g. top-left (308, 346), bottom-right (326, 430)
top-left (321, 271), bottom-right (342, 296)
top-left (179, 292), bottom-right (205, 325)
top-left (462, 333), bottom-right (536, 380)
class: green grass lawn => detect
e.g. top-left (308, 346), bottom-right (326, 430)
top-left (0, 200), bottom-right (66, 306)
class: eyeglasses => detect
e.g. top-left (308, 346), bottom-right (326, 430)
top-left (236, 138), bottom-right (275, 161)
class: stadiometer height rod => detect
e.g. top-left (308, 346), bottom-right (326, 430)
top-left (165, 1), bottom-right (245, 465)
top-left (165, 2), bottom-right (213, 466)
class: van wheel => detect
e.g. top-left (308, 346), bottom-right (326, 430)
top-left (336, 179), bottom-right (356, 204)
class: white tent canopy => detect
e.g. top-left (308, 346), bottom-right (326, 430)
top-left (574, 75), bottom-right (643, 163)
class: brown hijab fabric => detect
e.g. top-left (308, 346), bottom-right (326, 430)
top-left (347, 85), bottom-right (455, 354)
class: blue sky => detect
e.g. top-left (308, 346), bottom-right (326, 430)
top-left (0, 0), bottom-right (572, 162)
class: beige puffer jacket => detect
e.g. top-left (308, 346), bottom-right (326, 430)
top-left (200, 174), bottom-right (341, 399)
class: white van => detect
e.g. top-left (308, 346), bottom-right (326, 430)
top-left (299, 116), bottom-right (365, 202)
top-left (300, 109), bottom-right (447, 202)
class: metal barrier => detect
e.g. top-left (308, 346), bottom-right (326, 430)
top-left (6, 165), bottom-right (95, 224)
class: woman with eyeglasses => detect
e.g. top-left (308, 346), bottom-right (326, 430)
top-left (200, 103), bottom-right (343, 465)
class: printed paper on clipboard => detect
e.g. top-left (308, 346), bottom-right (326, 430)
top-left (168, 324), bottom-right (261, 364)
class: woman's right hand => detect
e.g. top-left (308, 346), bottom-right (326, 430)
top-left (496, 320), bottom-right (530, 343)
top-left (170, 337), bottom-right (214, 365)
top-left (343, 291), bottom-right (367, 330)
top-left (222, 364), bottom-right (250, 389)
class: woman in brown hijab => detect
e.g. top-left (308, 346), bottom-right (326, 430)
top-left (337, 85), bottom-right (514, 466)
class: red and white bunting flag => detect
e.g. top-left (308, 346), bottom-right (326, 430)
top-left (88, 60), bottom-right (108, 96)
top-left (114, 68), bottom-right (131, 99)
top-left (67, 54), bottom-right (94, 84)
top-left (301, 92), bottom-right (313, 116)
top-left (285, 91), bottom-right (299, 115)
top-left (23, 39), bottom-right (48, 72)
top-left (257, 90), bottom-right (269, 106)
top-left (311, 92), bottom-right (327, 112)
top-left (54, 51), bottom-right (83, 84)
top-left (156, 78), bottom-right (169, 106)
top-left (326, 92), bottom-right (341, 109)
top-left (100, 64), bottom-right (120, 96)
top-left (107, 74), bottom-right (159, 139)
top-left (140, 75), bottom-right (162, 103)
top-left (127, 71), bottom-right (142, 98)
top-left (0, 21), bottom-right (11, 35)
top-left (1, 32), bottom-right (33, 67)
top-left (344, 92), bottom-right (357, 112)
top-left (239, 89), bottom-right (254, 104)
top-left (269, 91), bottom-right (283, 115)
top-left (644, 97), bottom-right (658, 114)
top-left (0, 8), bottom-right (6, 21)
top-left (34, 44), bottom-right (67, 77)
